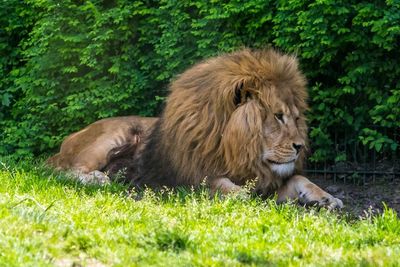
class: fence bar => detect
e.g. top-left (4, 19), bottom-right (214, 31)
top-left (305, 170), bottom-right (399, 176)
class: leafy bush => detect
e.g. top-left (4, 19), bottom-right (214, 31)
top-left (1, 0), bottom-right (399, 161)
top-left (0, 0), bottom-right (37, 155)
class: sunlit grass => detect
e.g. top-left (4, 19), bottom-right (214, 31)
top-left (0, 158), bottom-right (399, 266)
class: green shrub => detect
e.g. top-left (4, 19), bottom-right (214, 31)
top-left (0, 0), bottom-right (37, 155)
top-left (1, 0), bottom-right (399, 161)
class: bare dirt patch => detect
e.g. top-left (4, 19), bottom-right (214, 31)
top-left (311, 176), bottom-right (400, 217)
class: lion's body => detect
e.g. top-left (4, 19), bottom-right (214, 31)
top-left (47, 116), bottom-right (157, 182)
top-left (48, 49), bottom-right (343, 209)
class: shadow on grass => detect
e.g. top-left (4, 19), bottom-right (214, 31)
top-left (235, 250), bottom-right (276, 266)
top-left (0, 156), bottom-right (130, 197)
top-left (1, 156), bottom-right (219, 203)
top-left (0, 156), bottom-right (377, 223)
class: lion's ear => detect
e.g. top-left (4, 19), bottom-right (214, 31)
top-left (233, 81), bottom-right (252, 107)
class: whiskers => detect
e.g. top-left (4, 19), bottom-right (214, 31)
top-left (262, 149), bottom-right (297, 163)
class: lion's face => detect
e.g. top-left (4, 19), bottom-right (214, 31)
top-left (219, 50), bottom-right (308, 180)
top-left (260, 86), bottom-right (307, 177)
top-left (225, 79), bottom-right (307, 179)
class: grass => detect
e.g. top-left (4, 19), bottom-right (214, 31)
top-left (0, 158), bottom-right (399, 266)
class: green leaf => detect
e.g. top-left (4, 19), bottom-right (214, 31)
top-left (1, 93), bottom-right (11, 106)
top-left (374, 143), bottom-right (383, 152)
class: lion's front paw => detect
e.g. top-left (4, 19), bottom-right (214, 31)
top-left (299, 189), bottom-right (343, 210)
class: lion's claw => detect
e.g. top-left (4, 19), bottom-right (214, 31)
top-left (299, 191), bottom-right (343, 210)
top-left (327, 197), bottom-right (343, 210)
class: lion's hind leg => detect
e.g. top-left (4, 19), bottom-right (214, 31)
top-left (47, 153), bottom-right (111, 185)
top-left (70, 135), bottom-right (141, 185)
top-left (47, 116), bottom-right (155, 185)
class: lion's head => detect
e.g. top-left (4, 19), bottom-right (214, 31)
top-left (137, 48), bottom-right (308, 193)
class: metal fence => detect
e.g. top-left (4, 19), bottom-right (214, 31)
top-left (305, 127), bottom-right (399, 185)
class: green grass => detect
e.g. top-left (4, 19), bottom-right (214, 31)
top-left (0, 159), bottom-right (399, 266)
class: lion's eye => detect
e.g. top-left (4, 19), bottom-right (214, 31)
top-left (274, 113), bottom-right (284, 123)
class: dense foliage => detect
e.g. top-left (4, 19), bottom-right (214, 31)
top-left (1, 0), bottom-right (399, 161)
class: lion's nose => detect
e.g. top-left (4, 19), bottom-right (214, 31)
top-left (292, 143), bottom-right (303, 154)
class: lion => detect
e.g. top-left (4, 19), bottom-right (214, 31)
top-left (48, 48), bottom-right (343, 209)
top-left (47, 116), bottom-right (158, 184)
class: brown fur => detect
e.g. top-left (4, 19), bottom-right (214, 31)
top-left (47, 116), bottom-right (157, 183)
top-left (48, 48), bottom-right (343, 208)
top-left (137, 49), bottom-right (307, 191)
top-left (134, 48), bottom-right (342, 208)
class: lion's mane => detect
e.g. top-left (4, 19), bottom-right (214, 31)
top-left (131, 48), bottom-right (308, 194)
